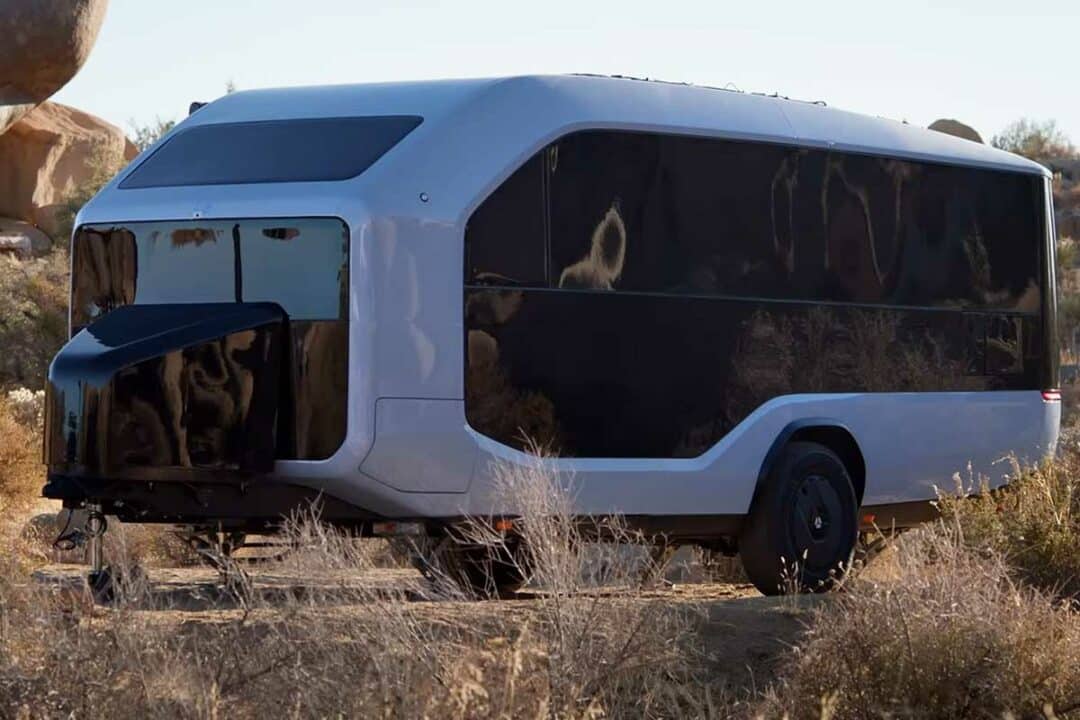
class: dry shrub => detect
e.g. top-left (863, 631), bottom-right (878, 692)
top-left (937, 442), bottom-right (1080, 601)
top-left (444, 452), bottom-right (701, 714)
top-left (0, 454), bottom-right (711, 719)
top-left (0, 250), bottom-right (69, 389)
top-left (105, 523), bottom-right (202, 569)
top-left (5, 387), bottom-right (45, 428)
top-left (0, 395), bottom-right (42, 513)
top-left (760, 523), bottom-right (1080, 719)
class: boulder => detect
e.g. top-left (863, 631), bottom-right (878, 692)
top-left (0, 101), bottom-right (138, 240)
top-left (0, 217), bottom-right (52, 257)
top-left (0, 0), bottom-right (109, 135)
top-left (928, 118), bottom-right (984, 144)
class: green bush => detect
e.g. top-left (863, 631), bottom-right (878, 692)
top-left (51, 142), bottom-right (126, 245)
top-left (0, 250), bottom-right (69, 390)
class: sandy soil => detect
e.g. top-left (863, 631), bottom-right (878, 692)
top-left (32, 561), bottom-right (821, 690)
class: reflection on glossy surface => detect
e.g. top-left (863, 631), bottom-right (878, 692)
top-left (72, 218), bottom-right (348, 326)
top-left (464, 129), bottom-right (1051, 459)
top-left (466, 130), bottom-right (1043, 312)
top-left (282, 320), bottom-right (349, 460)
top-left (465, 153), bottom-right (548, 287)
top-left (68, 218), bottom-right (350, 461)
top-left (70, 228), bottom-right (136, 325)
top-left (46, 303), bottom-right (284, 476)
top-left (465, 288), bottom-right (1042, 458)
top-left (557, 203), bottom-right (626, 290)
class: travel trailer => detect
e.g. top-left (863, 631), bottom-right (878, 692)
top-left (43, 75), bottom-right (1060, 595)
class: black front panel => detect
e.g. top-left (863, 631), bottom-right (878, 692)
top-left (46, 303), bottom-right (285, 477)
top-left (465, 131), bottom-right (1050, 458)
top-left (71, 218), bottom-right (349, 460)
top-left (281, 320), bottom-right (349, 461)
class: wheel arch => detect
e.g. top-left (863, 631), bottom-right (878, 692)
top-left (753, 418), bottom-right (867, 508)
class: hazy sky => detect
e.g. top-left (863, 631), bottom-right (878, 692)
top-left (53, 0), bottom-right (1080, 144)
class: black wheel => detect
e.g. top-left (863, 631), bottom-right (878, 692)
top-left (86, 562), bottom-right (146, 604)
top-left (407, 534), bottom-right (530, 598)
top-left (87, 566), bottom-right (115, 604)
top-left (739, 441), bottom-right (858, 595)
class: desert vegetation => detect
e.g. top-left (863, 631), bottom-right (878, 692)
top-left (2, 385), bottom-right (1080, 717)
top-left (1, 118), bottom-right (1079, 717)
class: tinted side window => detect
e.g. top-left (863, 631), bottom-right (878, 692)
top-left (547, 132), bottom-right (811, 299)
top-left (72, 219), bottom-right (350, 328)
top-left (120, 116), bottom-right (422, 189)
top-left (240, 219), bottom-right (349, 320)
top-left (549, 132), bottom-right (660, 291)
top-left (877, 163), bottom-right (1040, 311)
top-left (545, 130), bottom-right (1041, 312)
top-left (70, 228), bottom-right (137, 328)
top-left (465, 154), bottom-right (547, 286)
top-left (133, 223), bottom-right (237, 306)
top-left (656, 135), bottom-right (793, 299)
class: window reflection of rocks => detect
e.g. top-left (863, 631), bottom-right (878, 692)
top-left (463, 130), bottom-right (1047, 459)
top-left (465, 290), bottom-right (563, 452)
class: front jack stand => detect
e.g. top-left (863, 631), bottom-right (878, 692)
top-left (85, 503), bottom-right (113, 602)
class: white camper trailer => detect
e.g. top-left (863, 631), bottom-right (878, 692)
top-left (44, 75), bottom-right (1060, 594)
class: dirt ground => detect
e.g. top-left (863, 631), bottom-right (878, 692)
top-left (31, 560), bottom-right (821, 691)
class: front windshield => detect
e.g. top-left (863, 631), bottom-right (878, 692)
top-left (71, 217), bottom-right (348, 331)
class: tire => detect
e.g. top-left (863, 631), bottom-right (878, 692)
top-left (739, 441), bottom-right (859, 595)
top-left (403, 534), bottom-right (530, 598)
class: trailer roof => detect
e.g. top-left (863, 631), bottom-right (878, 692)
top-left (175, 74), bottom-right (1048, 178)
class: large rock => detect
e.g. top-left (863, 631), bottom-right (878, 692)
top-left (0, 0), bottom-right (109, 135)
top-left (0, 217), bottom-right (52, 257)
top-left (0, 101), bottom-right (137, 240)
top-left (928, 118), bottom-right (984, 144)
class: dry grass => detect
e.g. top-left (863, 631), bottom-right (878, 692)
top-left (0, 451), bottom-right (715, 719)
top-left (0, 395), bottom-right (41, 514)
top-left (755, 438), bottom-right (1080, 719)
top-left (936, 437), bottom-right (1080, 602)
top-left (3, 402), bottom-right (1080, 718)
top-left (0, 250), bottom-right (69, 390)
top-left (759, 523), bottom-right (1080, 719)
top-left (443, 452), bottom-right (706, 714)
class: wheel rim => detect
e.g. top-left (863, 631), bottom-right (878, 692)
top-left (788, 472), bottom-right (847, 573)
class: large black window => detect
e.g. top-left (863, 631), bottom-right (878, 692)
top-left (465, 153), bottom-right (547, 286)
top-left (72, 218), bottom-right (350, 461)
top-left (120, 116), bottom-right (422, 189)
top-left (464, 130), bottom-right (1050, 458)
top-left (72, 219), bottom-right (348, 329)
top-left (466, 131), bottom-right (1043, 312)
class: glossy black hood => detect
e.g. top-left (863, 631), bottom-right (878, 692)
top-left (45, 302), bottom-right (286, 480)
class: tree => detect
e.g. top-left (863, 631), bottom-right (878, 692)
top-left (129, 116), bottom-right (176, 152)
top-left (991, 119), bottom-right (1077, 161)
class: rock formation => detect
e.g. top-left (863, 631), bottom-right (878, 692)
top-left (0, 217), bottom-right (52, 257)
top-left (928, 119), bottom-right (984, 144)
top-left (0, 102), bottom-right (137, 245)
top-left (0, 0), bottom-right (121, 252)
top-left (0, 0), bottom-right (109, 135)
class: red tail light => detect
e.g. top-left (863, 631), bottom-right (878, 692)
top-left (1042, 389), bottom-right (1062, 402)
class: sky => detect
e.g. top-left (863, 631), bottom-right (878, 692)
top-left (53, 0), bottom-right (1080, 145)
